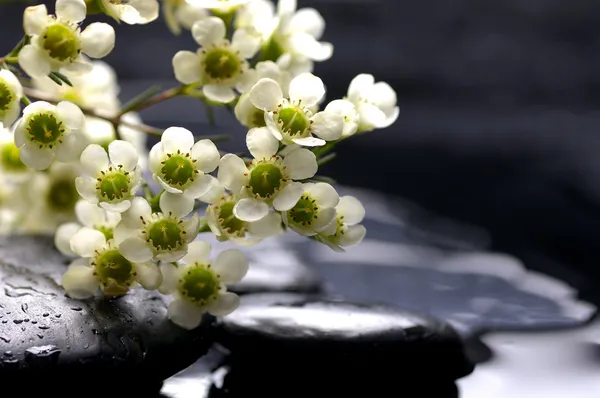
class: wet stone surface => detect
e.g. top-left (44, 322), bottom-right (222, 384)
top-left (216, 293), bottom-right (475, 381)
top-left (0, 235), bottom-right (214, 392)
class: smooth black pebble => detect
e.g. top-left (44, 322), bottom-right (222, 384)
top-left (0, 235), bottom-right (214, 394)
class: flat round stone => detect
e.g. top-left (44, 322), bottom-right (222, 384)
top-left (0, 235), bottom-right (214, 392)
top-left (216, 293), bottom-right (474, 381)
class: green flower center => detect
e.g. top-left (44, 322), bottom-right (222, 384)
top-left (146, 219), bottom-right (184, 251)
top-left (97, 170), bottom-right (130, 201)
top-left (42, 23), bottom-right (80, 62)
top-left (203, 48), bottom-right (240, 81)
top-left (1, 144), bottom-right (26, 172)
top-left (47, 178), bottom-right (78, 212)
top-left (94, 249), bottom-right (134, 295)
top-left (288, 194), bottom-right (318, 225)
top-left (277, 106), bottom-right (309, 136)
top-left (0, 81), bottom-right (14, 112)
top-left (249, 162), bottom-right (283, 198)
top-left (218, 201), bottom-right (246, 235)
top-left (26, 112), bottom-right (64, 147)
top-left (180, 265), bottom-right (219, 304)
top-left (161, 154), bottom-right (196, 187)
top-left (258, 37), bottom-right (285, 63)
top-left (96, 226), bottom-right (114, 241)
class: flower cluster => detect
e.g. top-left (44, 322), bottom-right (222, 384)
top-left (0, 0), bottom-right (397, 330)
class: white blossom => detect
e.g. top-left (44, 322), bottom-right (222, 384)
top-left (217, 127), bottom-right (318, 222)
top-left (0, 70), bottom-right (23, 127)
top-left (148, 126), bottom-right (220, 198)
top-left (0, 124), bottom-right (30, 180)
top-left (98, 0), bottom-right (159, 25)
top-left (118, 194), bottom-right (200, 262)
top-left (189, 0), bottom-right (249, 13)
top-left (234, 60), bottom-right (291, 128)
top-left (346, 74), bottom-right (399, 133)
top-left (61, 227), bottom-right (162, 298)
top-left (316, 195), bottom-right (366, 252)
top-left (281, 182), bottom-right (338, 236)
top-left (172, 17), bottom-right (261, 103)
top-left (159, 240), bottom-right (247, 329)
top-left (54, 199), bottom-right (121, 256)
top-left (14, 101), bottom-right (87, 170)
top-left (19, 0), bottom-right (115, 78)
top-left (162, 0), bottom-right (209, 35)
top-left (249, 72), bottom-right (344, 146)
top-left (76, 140), bottom-right (142, 212)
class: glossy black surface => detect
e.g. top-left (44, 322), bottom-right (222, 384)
top-left (0, 235), bottom-right (214, 389)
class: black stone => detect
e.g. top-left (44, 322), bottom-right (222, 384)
top-left (0, 235), bottom-right (214, 393)
top-left (215, 293), bottom-right (474, 381)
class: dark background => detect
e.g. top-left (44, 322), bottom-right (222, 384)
top-left (2, 0), bottom-right (600, 302)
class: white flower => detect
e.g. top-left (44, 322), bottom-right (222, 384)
top-left (172, 17), bottom-right (261, 103)
top-left (0, 124), bottom-right (30, 180)
top-left (188, 0), bottom-right (249, 13)
top-left (148, 126), bottom-right (220, 198)
top-left (14, 100), bottom-right (87, 170)
top-left (281, 182), bottom-right (338, 236)
top-left (206, 191), bottom-right (282, 246)
top-left (119, 194), bottom-right (200, 262)
top-left (236, 0), bottom-right (332, 75)
top-left (98, 0), bottom-right (159, 25)
top-left (159, 240), bottom-right (248, 329)
top-left (321, 99), bottom-right (359, 138)
top-left (54, 199), bottom-right (121, 256)
top-left (32, 60), bottom-right (120, 114)
top-left (249, 73), bottom-right (343, 146)
top-left (346, 74), bottom-right (399, 133)
top-left (217, 127), bottom-right (318, 222)
top-left (20, 162), bottom-right (81, 234)
top-left (0, 174), bottom-right (31, 234)
top-left (316, 195), bottom-right (366, 252)
top-left (162, 0), bottom-right (209, 35)
top-left (234, 60), bottom-right (291, 129)
top-left (76, 140), bottom-right (141, 212)
top-left (0, 70), bottom-right (23, 127)
top-left (61, 228), bottom-right (162, 298)
top-left (19, 0), bottom-right (115, 78)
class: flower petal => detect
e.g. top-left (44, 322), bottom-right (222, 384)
top-left (80, 144), bottom-right (109, 176)
top-left (338, 224), bottom-right (366, 247)
top-left (108, 140), bottom-right (138, 171)
top-left (119, 237), bottom-right (153, 263)
top-left (99, 200), bottom-right (132, 213)
top-left (54, 222), bottom-right (81, 256)
top-left (289, 33), bottom-right (332, 62)
top-left (184, 173), bottom-right (214, 199)
top-left (55, 0), bottom-right (86, 23)
top-left (337, 195), bottom-right (365, 225)
top-left (347, 74), bottom-right (374, 101)
top-left (249, 78), bottom-right (282, 111)
top-left (158, 263), bottom-right (179, 294)
top-left (55, 131), bottom-right (87, 162)
top-left (61, 261), bottom-right (98, 299)
top-left (19, 144), bottom-right (53, 170)
top-left (357, 102), bottom-right (387, 131)
top-left (306, 182), bottom-right (339, 208)
top-left (172, 51), bottom-right (202, 84)
top-left (312, 207), bottom-right (336, 232)
top-left (75, 176), bottom-right (98, 203)
top-left (160, 191), bottom-right (194, 218)
top-left (191, 16), bottom-right (226, 47)
top-left (18, 44), bottom-right (51, 80)
top-left (23, 5), bottom-right (48, 36)
top-left (213, 249), bottom-right (248, 283)
top-left (13, 119), bottom-right (26, 148)
top-left (148, 142), bottom-right (164, 174)
top-left (265, 112), bottom-right (283, 140)
top-left (282, 148), bottom-right (317, 179)
top-left (80, 23), bottom-right (116, 58)
top-left (272, 181), bottom-right (304, 211)
top-left (161, 126), bottom-right (194, 153)
top-left (310, 110), bottom-right (343, 141)
top-left (168, 298), bottom-right (206, 329)
top-left (217, 154), bottom-right (248, 191)
top-left (70, 227), bottom-right (106, 257)
top-left (134, 262), bottom-right (163, 290)
top-left (112, 223), bottom-right (138, 245)
top-left (248, 212), bottom-right (282, 238)
top-left (202, 85), bottom-right (236, 104)
top-left (291, 136), bottom-right (325, 147)
top-left (233, 198), bottom-right (269, 222)
top-left (289, 72), bottom-right (324, 107)
top-left (196, 175), bottom-right (224, 204)
top-left (231, 28), bottom-right (261, 58)
top-left (56, 101), bottom-right (84, 129)
top-left (246, 126), bottom-right (278, 159)
top-left (288, 7), bottom-right (325, 38)
top-left (0, 69), bottom-right (23, 98)
top-left (206, 292), bottom-right (239, 316)
top-left (122, 196), bottom-right (152, 229)
top-left (183, 212), bottom-right (201, 243)
top-left (191, 138), bottom-right (220, 172)
top-left (181, 240), bottom-right (211, 264)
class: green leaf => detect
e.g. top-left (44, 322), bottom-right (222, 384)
top-left (119, 85), bottom-right (161, 115)
top-left (49, 71), bottom-right (73, 87)
top-left (317, 152), bottom-right (337, 167)
top-left (47, 72), bottom-right (63, 86)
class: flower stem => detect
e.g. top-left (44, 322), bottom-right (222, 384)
top-left (119, 85), bottom-right (185, 116)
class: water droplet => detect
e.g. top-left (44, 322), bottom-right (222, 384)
top-left (24, 345), bottom-right (61, 366)
top-left (23, 318), bottom-right (30, 322)
top-left (13, 319), bottom-right (23, 324)
top-left (3, 351), bottom-right (13, 357)
top-left (0, 336), bottom-right (10, 343)
top-left (1, 320), bottom-right (7, 324)
top-left (42, 313), bottom-right (49, 317)
top-left (38, 326), bottom-right (50, 330)
top-left (31, 320), bottom-right (37, 324)
top-left (83, 344), bottom-right (89, 349)
top-left (37, 334), bottom-right (44, 339)
top-left (21, 303), bottom-right (28, 313)
top-left (70, 307), bottom-right (82, 312)
top-left (55, 314), bottom-right (61, 318)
